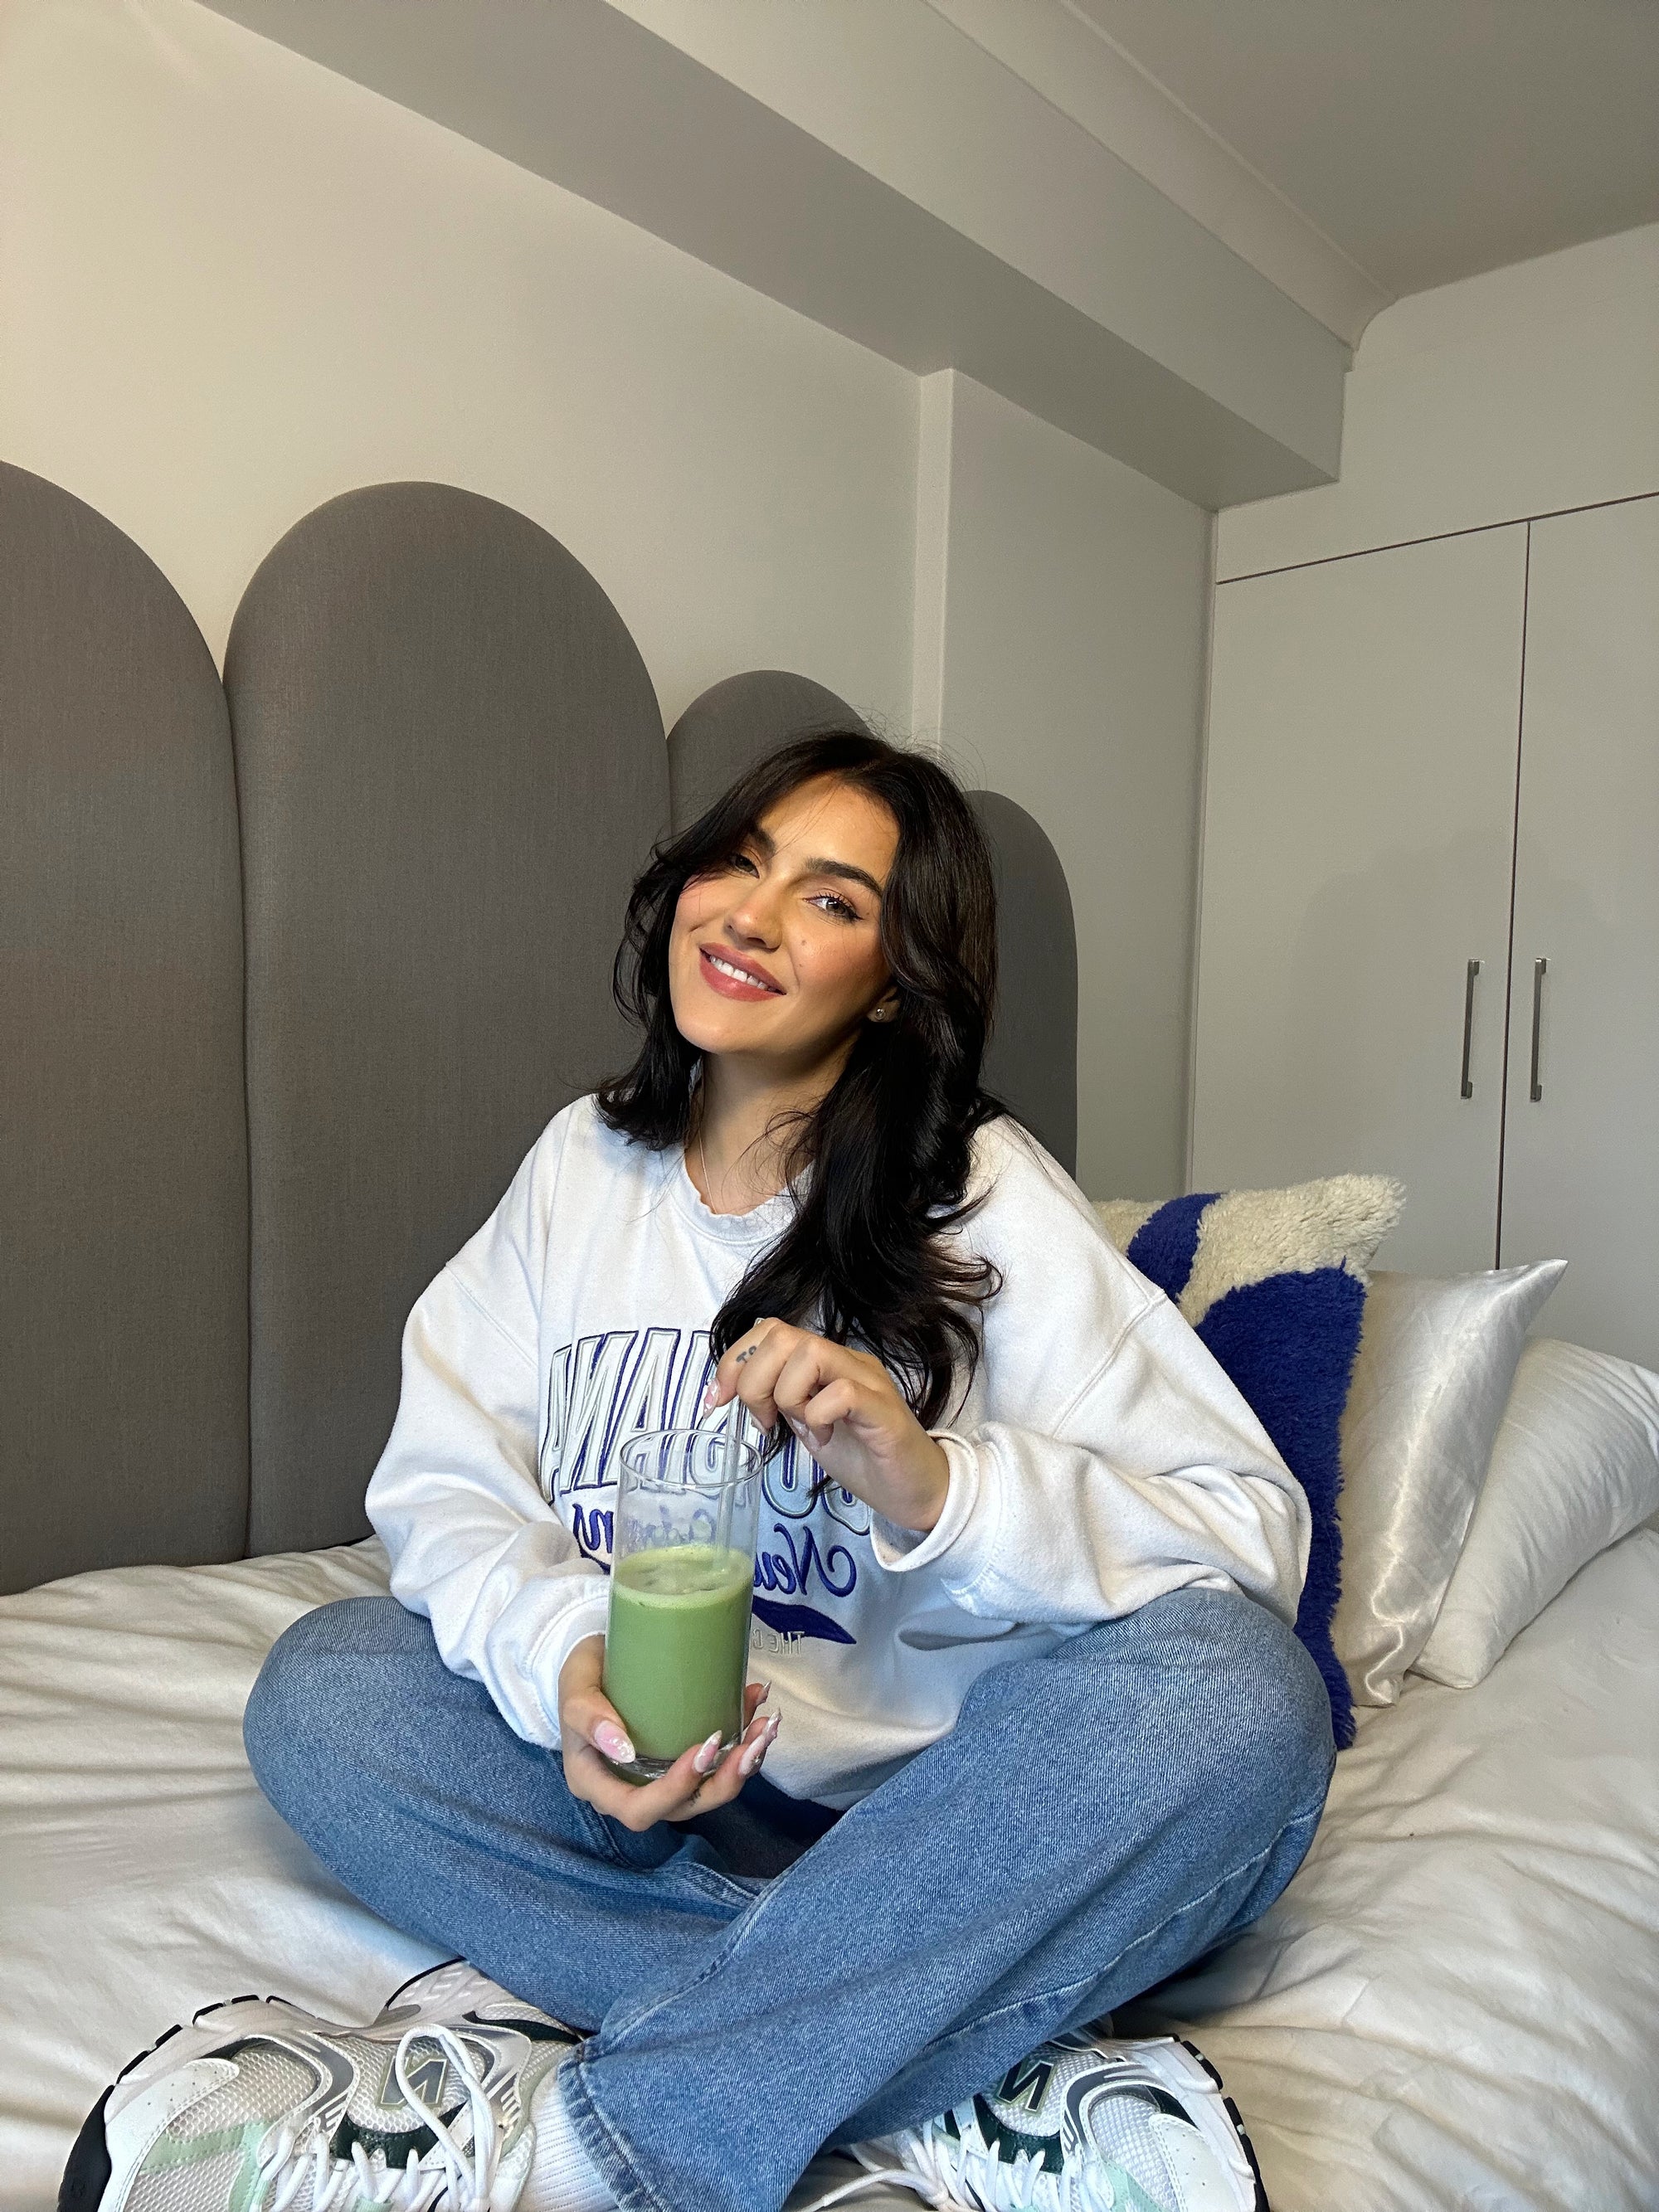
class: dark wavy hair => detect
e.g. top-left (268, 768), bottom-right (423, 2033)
top-left (596, 732), bottom-right (1005, 1433)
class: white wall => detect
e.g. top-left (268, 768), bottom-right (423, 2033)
top-left (0, 0), bottom-right (917, 729)
top-left (917, 372), bottom-right (1213, 1199)
top-left (1218, 223), bottom-right (1659, 580)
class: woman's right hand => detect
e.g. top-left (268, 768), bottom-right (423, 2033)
top-left (557, 1636), bottom-right (778, 1833)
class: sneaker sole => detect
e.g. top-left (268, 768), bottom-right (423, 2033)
top-left (1078, 2033), bottom-right (1269, 2212)
top-left (1160, 2037), bottom-right (1271, 2212)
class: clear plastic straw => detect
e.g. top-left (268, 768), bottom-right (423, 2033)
top-left (714, 1393), bottom-right (740, 1560)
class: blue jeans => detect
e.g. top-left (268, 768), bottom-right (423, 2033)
top-left (245, 1590), bottom-right (1332, 2212)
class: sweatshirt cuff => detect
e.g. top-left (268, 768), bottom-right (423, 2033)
top-left (868, 1432), bottom-right (982, 1575)
top-left (525, 1585), bottom-right (611, 1735)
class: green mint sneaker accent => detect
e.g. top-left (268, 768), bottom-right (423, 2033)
top-left (810, 2029), bottom-right (1268, 2212)
top-left (57, 1962), bottom-right (581, 2211)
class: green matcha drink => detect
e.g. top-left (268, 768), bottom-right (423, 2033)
top-left (603, 1542), bottom-right (755, 1770)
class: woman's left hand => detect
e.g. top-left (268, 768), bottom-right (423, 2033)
top-left (706, 1320), bottom-right (951, 1534)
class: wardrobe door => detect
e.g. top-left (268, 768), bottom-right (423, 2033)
top-left (1500, 496), bottom-right (1659, 1369)
top-left (1194, 527), bottom-right (1526, 1272)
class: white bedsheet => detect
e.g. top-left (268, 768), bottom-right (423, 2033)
top-left (1129, 1526), bottom-right (1659, 2211)
top-left (1, 1534), bottom-right (1654, 2211)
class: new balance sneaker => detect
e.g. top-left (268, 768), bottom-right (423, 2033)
top-left (58, 1961), bottom-right (581, 2211)
top-left (813, 2029), bottom-right (1267, 2212)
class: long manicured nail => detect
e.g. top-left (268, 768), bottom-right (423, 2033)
top-left (701, 1383), bottom-right (718, 1411)
top-left (741, 1714), bottom-right (781, 1777)
top-left (740, 1715), bottom-right (779, 1779)
top-left (693, 1731), bottom-right (724, 1775)
top-left (594, 1722), bottom-right (635, 1764)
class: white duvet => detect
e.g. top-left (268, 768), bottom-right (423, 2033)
top-left (1, 1533), bottom-right (1655, 2212)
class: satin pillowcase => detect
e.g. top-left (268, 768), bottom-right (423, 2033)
top-left (1414, 1337), bottom-right (1659, 1689)
top-left (1333, 1260), bottom-right (1566, 1705)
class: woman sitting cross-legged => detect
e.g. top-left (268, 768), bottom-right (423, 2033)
top-left (67, 733), bottom-right (1333, 2212)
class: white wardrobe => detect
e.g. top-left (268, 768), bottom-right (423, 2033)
top-left (1193, 492), bottom-right (1659, 1369)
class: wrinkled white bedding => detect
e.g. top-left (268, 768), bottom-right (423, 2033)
top-left (1130, 1526), bottom-right (1659, 2211)
top-left (1, 1534), bottom-right (1654, 2212)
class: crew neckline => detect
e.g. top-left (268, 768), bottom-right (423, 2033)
top-left (666, 1142), bottom-right (795, 1246)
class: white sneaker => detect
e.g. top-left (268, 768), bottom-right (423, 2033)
top-left (812, 2030), bottom-right (1267, 2212)
top-left (58, 1961), bottom-right (581, 2211)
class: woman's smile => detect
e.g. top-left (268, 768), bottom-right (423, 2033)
top-left (698, 944), bottom-right (784, 1000)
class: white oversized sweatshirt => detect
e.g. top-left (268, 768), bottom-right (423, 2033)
top-left (367, 1096), bottom-right (1308, 1808)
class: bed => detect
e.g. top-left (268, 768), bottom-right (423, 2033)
top-left (3, 1528), bottom-right (1654, 2210)
top-left (3, 459), bottom-right (1656, 2211)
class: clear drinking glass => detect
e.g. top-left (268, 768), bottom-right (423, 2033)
top-left (602, 1423), bottom-right (761, 1781)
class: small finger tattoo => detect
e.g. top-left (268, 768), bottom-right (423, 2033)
top-left (735, 1345), bottom-right (757, 1366)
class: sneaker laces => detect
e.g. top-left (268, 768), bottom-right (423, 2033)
top-left (807, 2112), bottom-right (1126, 2212)
top-left (255, 2022), bottom-right (504, 2211)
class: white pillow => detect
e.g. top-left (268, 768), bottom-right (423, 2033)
top-left (1413, 1337), bottom-right (1659, 1689)
top-left (1334, 1261), bottom-right (1565, 1705)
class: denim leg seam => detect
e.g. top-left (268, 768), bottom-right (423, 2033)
top-left (597, 1788), bottom-right (1323, 2064)
top-left (675, 1860), bottom-right (765, 1909)
top-left (589, 1835), bottom-right (805, 2053)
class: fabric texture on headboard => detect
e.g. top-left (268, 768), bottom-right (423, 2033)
top-left (667, 668), bottom-right (870, 832)
top-left (0, 461), bottom-right (248, 1593)
top-left (226, 484), bottom-right (667, 1556)
top-left (667, 675), bottom-right (1079, 1178)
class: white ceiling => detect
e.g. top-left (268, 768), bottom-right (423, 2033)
top-left (1063, 0), bottom-right (1659, 299)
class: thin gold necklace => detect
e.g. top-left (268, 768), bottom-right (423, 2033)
top-left (694, 1124), bottom-right (716, 1208)
top-left (696, 1121), bottom-right (779, 1213)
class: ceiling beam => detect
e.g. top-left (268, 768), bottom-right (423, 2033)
top-left (199, 0), bottom-right (1349, 508)
top-left (923, 0), bottom-right (1391, 348)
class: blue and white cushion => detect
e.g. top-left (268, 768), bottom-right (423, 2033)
top-left (1097, 1176), bottom-right (1404, 1748)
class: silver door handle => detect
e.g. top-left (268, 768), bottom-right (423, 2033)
top-left (1460, 959), bottom-right (1480, 1099)
top-left (1530, 957), bottom-right (1547, 1101)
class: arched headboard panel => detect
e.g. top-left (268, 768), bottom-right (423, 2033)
top-left (667, 668), bottom-right (871, 831)
top-left (226, 484), bottom-right (667, 1553)
top-left (0, 462), bottom-right (248, 1592)
top-left (968, 789), bottom-right (1079, 1174)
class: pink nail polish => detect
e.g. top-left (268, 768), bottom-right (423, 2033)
top-left (701, 1383), bottom-right (718, 1411)
top-left (693, 1730), bottom-right (723, 1775)
top-left (595, 1722), bottom-right (635, 1764)
top-left (742, 1714), bottom-right (780, 1777)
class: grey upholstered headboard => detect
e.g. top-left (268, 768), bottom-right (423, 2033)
top-left (226, 485), bottom-right (668, 1555)
top-left (1, 464), bottom-right (249, 1593)
top-left (1, 465), bottom-right (1077, 1594)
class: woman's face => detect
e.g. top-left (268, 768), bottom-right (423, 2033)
top-left (669, 775), bottom-right (899, 1079)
